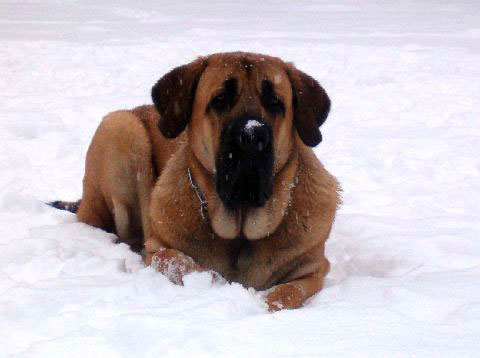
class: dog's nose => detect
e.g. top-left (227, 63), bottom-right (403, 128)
top-left (236, 118), bottom-right (270, 152)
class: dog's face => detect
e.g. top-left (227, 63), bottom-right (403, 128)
top-left (152, 52), bottom-right (330, 211)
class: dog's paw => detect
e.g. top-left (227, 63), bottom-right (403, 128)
top-left (264, 283), bottom-right (305, 312)
top-left (151, 248), bottom-right (204, 285)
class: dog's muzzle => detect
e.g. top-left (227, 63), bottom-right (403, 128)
top-left (216, 116), bottom-right (274, 210)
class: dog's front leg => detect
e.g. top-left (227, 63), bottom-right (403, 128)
top-left (265, 271), bottom-right (326, 312)
top-left (145, 239), bottom-right (204, 285)
top-left (151, 248), bottom-right (205, 285)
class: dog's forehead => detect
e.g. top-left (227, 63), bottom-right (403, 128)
top-left (202, 54), bottom-right (288, 88)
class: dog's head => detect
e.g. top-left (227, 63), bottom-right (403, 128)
top-left (152, 52), bottom-right (330, 211)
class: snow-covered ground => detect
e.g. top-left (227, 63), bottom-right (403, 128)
top-left (1, 1), bottom-right (480, 356)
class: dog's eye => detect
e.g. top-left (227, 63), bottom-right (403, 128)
top-left (208, 78), bottom-right (237, 113)
top-left (261, 80), bottom-right (285, 116)
top-left (210, 93), bottom-right (228, 111)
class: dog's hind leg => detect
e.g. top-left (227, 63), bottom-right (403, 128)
top-left (102, 111), bottom-right (155, 252)
top-left (136, 168), bottom-right (154, 243)
top-left (77, 188), bottom-right (114, 233)
top-left (113, 199), bottom-right (130, 244)
top-left (69, 110), bottom-right (157, 253)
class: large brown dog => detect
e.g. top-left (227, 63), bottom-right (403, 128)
top-left (69, 52), bottom-right (340, 311)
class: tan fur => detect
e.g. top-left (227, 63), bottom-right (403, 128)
top-left (77, 107), bottom-right (184, 250)
top-left (147, 137), bottom-right (339, 298)
top-left (77, 52), bottom-right (340, 311)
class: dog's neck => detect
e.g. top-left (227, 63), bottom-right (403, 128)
top-left (187, 167), bottom-right (208, 221)
top-left (186, 148), bottom-right (299, 240)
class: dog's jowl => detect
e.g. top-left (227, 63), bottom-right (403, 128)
top-left (52, 52), bottom-right (340, 311)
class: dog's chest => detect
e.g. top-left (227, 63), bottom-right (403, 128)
top-left (221, 236), bottom-right (279, 289)
top-left (226, 236), bottom-right (254, 272)
top-left (190, 233), bottom-right (260, 283)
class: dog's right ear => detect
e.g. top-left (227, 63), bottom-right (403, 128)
top-left (152, 57), bottom-right (208, 138)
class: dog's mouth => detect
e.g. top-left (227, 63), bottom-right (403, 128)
top-left (216, 117), bottom-right (274, 210)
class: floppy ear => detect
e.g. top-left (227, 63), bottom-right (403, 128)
top-left (151, 57), bottom-right (208, 138)
top-left (286, 64), bottom-right (331, 147)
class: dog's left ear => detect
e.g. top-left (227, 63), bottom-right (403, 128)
top-left (286, 64), bottom-right (331, 147)
top-left (152, 57), bottom-right (208, 138)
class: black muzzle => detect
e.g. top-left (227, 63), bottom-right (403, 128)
top-left (216, 116), bottom-right (274, 209)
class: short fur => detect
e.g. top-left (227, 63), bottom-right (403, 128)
top-left (72, 52), bottom-right (340, 311)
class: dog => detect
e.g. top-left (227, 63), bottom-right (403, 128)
top-left (52, 52), bottom-right (340, 311)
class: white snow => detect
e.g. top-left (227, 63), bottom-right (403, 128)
top-left (245, 119), bottom-right (263, 130)
top-left (244, 119), bottom-right (264, 143)
top-left (1, 1), bottom-right (480, 357)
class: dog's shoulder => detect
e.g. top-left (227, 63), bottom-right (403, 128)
top-left (274, 140), bottom-right (340, 251)
top-left (131, 105), bottom-right (159, 128)
top-left (295, 141), bottom-right (341, 211)
top-left (131, 104), bottom-right (186, 176)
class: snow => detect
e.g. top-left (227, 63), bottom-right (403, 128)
top-left (245, 119), bottom-right (263, 130)
top-left (1, 0), bottom-right (480, 356)
top-left (244, 119), bottom-right (264, 145)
